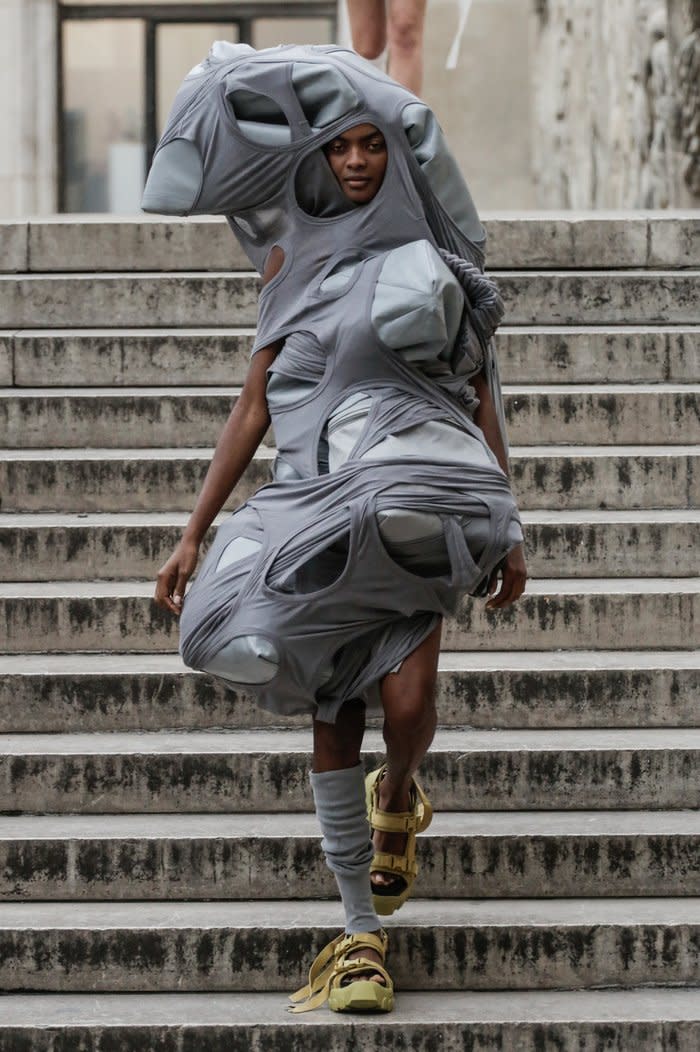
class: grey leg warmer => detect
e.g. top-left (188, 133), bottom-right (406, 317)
top-left (309, 762), bottom-right (381, 935)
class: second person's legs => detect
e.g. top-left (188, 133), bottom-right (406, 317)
top-left (386, 0), bottom-right (427, 94)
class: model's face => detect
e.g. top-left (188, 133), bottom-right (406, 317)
top-left (323, 123), bottom-right (388, 204)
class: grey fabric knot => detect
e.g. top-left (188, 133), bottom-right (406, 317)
top-left (438, 248), bottom-right (505, 377)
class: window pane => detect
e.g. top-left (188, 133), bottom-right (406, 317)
top-left (62, 19), bottom-right (145, 213)
top-left (253, 18), bottom-right (333, 49)
top-left (157, 24), bottom-right (239, 135)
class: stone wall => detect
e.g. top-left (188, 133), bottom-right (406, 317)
top-left (0, 0), bottom-right (57, 217)
top-left (531, 0), bottom-right (700, 208)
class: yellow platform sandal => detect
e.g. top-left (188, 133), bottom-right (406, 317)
top-left (288, 929), bottom-right (394, 1014)
top-left (365, 763), bottom-right (433, 916)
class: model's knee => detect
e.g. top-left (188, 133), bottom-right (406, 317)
top-left (313, 701), bottom-right (365, 772)
top-left (387, 12), bottom-right (423, 55)
top-left (384, 676), bottom-right (437, 734)
top-left (352, 25), bottom-right (387, 60)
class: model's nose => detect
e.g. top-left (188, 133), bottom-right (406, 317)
top-left (346, 147), bottom-right (366, 169)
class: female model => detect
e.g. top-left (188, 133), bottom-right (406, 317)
top-left (154, 120), bottom-right (527, 1012)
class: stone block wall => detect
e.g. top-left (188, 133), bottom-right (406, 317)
top-left (531, 0), bottom-right (700, 208)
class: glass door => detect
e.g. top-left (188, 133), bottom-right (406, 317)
top-left (62, 18), bottom-right (145, 212)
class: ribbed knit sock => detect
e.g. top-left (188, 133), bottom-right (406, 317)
top-left (309, 763), bottom-right (381, 935)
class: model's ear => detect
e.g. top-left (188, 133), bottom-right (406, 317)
top-left (141, 138), bottom-right (203, 216)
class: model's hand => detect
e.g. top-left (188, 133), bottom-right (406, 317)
top-left (154, 539), bottom-right (200, 616)
top-left (485, 542), bottom-right (527, 610)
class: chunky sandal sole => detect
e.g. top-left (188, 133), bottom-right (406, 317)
top-left (329, 979), bottom-right (394, 1013)
top-left (289, 930), bottom-right (393, 1014)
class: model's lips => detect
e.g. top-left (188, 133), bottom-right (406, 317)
top-left (344, 176), bottom-right (372, 187)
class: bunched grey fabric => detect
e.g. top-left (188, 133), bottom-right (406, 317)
top-left (143, 43), bottom-right (523, 722)
top-left (310, 763), bottom-right (380, 935)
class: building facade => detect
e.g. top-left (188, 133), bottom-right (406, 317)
top-left (1, 0), bottom-right (697, 219)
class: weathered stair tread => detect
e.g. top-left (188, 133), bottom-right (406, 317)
top-left (3, 726), bottom-right (695, 812)
top-left (6, 322), bottom-right (700, 334)
top-left (3, 507), bottom-right (698, 526)
top-left (3, 987), bottom-right (700, 1026)
top-left (1, 576), bottom-right (697, 597)
top-left (0, 650), bottom-right (696, 734)
top-left (3, 270), bottom-right (699, 328)
top-left (1, 646), bottom-right (696, 675)
top-left (1, 579), bottom-right (696, 655)
top-left (6, 211), bottom-right (699, 271)
top-left (2, 809), bottom-right (699, 839)
top-left (3, 383), bottom-right (697, 449)
top-left (4, 510), bottom-right (698, 583)
top-left (3, 809), bottom-right (699, 900)
top-left (2, 726), bottom-right (699, 755)
top-left (2, 445), bottom-right (695, 514)
top-left (2, 442), bottom-right (696, 459)
top-left (1, 898), bottom-right (699, 992)
top-left (2, 897), bottom-right (700, 929)
top-left (5, 382), bottom-right (699, 396)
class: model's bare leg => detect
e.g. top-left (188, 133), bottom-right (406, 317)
top-left (372, 617), bottom-right (440, 885)
top-left (386, 0), bottom-right (427, 94)
top-left (313, 696), bottom-right (366, 773)
top-left (346, 0), bottom-right (387, 60)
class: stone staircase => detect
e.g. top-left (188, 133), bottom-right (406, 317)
top-left (0, 213), bottom-right (698, 1048)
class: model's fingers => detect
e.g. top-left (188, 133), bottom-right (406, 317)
top-left (173, 571), bottom-right (190, 613)
top-left (154, 565), bottom-right (177, 611)
top-left (486, 567), bottom-right (523, 609)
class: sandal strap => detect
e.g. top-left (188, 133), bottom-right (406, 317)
top-left (287, 931), bottom-right (344, 1004)
top-left (288, 930), bottom-right (389, 1014)
top-left (331, 955), bottom-right (393, 990)
top-left (371, 849), bottom-right (418, 879)
top-left (371, 806), bottom-right (422, 834)
top-left (367, 766), bottom-right (432, 835)
top-left (335, 930), bottom-right (388, 959)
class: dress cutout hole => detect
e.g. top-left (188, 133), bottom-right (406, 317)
top-left (267, 524), bottom-right (351, 595)
top-left (227, 89), bottom-right (292, 146)
top-left (216, 536), bottom-right (262, 574)
top-left (262, 245), bottom-right (286, 287)
top-left (319, 256), bottom-right (364, 295)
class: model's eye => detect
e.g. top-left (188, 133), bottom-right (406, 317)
top-left (368, 139), bottom-right (385, 152)
top-left (328, 141), bottom-right (346, 153)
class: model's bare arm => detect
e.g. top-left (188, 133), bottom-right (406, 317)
top-left (154, 343), bottom-right (280, 615)
top-left (471, 368), bottom-right (527, 609)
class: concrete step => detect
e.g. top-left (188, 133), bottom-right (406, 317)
top-left (1, 810), bottom-right (699, 901)
top-left (0, 650), bottom-right (695, 733)
top-left (2, 510), bottom-right (697, 582)
top-left (3, 990), bottom-right (700, 1051)
top-left (5, 326), bottom-right (698, 387)
top-left (0, 898), bottom-right (698, 992)
top-left (3, 213), bottom-right (698, 272)
top-left (1, 270), bottom-right (698, 328)
top-left (0, 578), bottom-right (696, 656)
top-left (1, 727), bottom-right (698, 813)
top-left (2, 384), bottom-right (697, 448)
top-left (1, 446), bottom-right (696, 513)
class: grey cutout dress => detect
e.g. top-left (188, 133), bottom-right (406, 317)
top-left (142, 42), bottom-right (523, 724)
